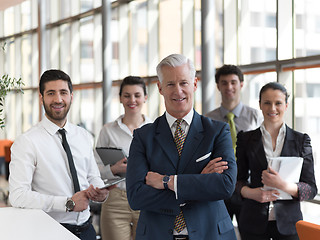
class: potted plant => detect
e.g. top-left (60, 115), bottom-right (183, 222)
top-left (0, 43), bottom-right (24, 128)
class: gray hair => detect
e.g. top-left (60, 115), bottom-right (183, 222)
top-left (156, 54), bottom-right (196, 83)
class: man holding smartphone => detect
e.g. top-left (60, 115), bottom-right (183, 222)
top-left (9, 69), bottom-right (110, 240)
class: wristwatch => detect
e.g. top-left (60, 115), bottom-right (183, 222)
top-left (162, 175), bottom-right (171, 190)
top-left (65, 198), bottom-right (75, 212)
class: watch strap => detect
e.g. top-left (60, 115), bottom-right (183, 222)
top-left (163, 175), bottom-right (170, 190)
top-left (65, 198), bottom-right (75, 212)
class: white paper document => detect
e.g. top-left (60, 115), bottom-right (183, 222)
top-left (263, 156), bottom-right (303, 200)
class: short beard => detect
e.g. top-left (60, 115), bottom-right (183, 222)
top-left (43, 100), bottom-right (71, 122)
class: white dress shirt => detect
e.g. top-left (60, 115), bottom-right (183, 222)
top-left (95, 114), bottom-right (152, 190)
top-left (9, 115), bottom-right (105, 225)
top-left (260, 121), bottom-right (286, 221)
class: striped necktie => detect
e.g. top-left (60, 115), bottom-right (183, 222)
top-left (174, 119), bottom-right (186, 156)
top-left (173, 119), bottom-right (187, 233)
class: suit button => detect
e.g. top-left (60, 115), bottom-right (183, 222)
top-left (168, 229), bottom-right (173, 234)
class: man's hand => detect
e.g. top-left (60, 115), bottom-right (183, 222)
top-left (86, 184), bottom-right (110, 202)
top-left (145, 171), bottom-right (164, 189)
top-left (110, 157), bottom-right (127, 175)
top-left (71, 190), bottom-right (90, 212)
top-left (201, 157), bottom-right (228, 174)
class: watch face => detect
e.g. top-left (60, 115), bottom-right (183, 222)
top-left (163, 175), bottom-right (170, 183)
top-left (66, 199), bottom-right (75, 211)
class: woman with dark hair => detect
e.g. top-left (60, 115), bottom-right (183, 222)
top-left (96, 76), bottom-right (152, 240)
top-left (236, 82), bottom-right (317, 240)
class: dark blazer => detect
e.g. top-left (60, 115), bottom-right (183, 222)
top-left (236, 125), bottom-right (317, 235)
top-left (126, 111), bottom-right (237, 240)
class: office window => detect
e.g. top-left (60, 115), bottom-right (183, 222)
top-left (306, 83), bottom-right (320, 97)
top-left (294, 0), bottom-right (320, 57)
top-left (294, 68), bottom-right (320, 191)
top-left (296, 14), bottom-right (304, 29)
top-left (215, 0), bottom-right (223, 66)
top-left (111, 8), bottom-right (119, 80)
top-left (194, 0), bottom-right (201, 70)
top-left (251, 12), bottom-right (261, 27)
top-left (243, 72), bottom-right (276, 110)
top-left (78, 88), bottom-right (96, 136)
top-left (251, 47), bottom-right (262, 63)
top-left (60, 23), bottom-right (72, 75)
top-left (130, 0), bottom-right (148, 76)
top-left (22, 90), bottom-right (34, 132)
top-left (21, 36), bottom-right (32, 87)
top-left (4, 7), bottom-right (14, 36)
top-left (21, 1), bottom-right (32, 31)
top-left (194, 0), bottom-right (222, 69)
top-left (159, 0), bottom-right (181, 59)
top-left (81, 0), bottom-right (93, 13)
top-left (80, 16), bottom-right (94, 83)
top-left (109, 85), bottom-right (122, 122)
top-left (265, 13), bottom-right (276, 28)
top-left (315, 16), bottom-right (320, 33)
top-left (239, 0), bottom-right (277, 64)
top-left (266, 48), bottom-right (276, 61)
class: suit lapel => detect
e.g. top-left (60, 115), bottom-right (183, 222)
top-left (251, 128), bottom-right (268, 169)
top-left (155, 114), bottom-right (180, 170)
top-left (281, 125), bottom-right (296, 156)
top-left (178, 112), bottom-right (204, 173)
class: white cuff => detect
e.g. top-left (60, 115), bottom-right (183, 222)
top-left (174, 175), bottom-right (178, 199)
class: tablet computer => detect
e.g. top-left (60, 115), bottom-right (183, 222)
top-left (100, 178), bottom-right (126, 189)
top-left (96, 147), bottom-right (127, 166)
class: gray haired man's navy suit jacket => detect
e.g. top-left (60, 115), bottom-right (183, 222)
top-left (126, 110), bottom-right (237, 240)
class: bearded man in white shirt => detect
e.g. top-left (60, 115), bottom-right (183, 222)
top-left (9, 69), bottom-right (110, 240)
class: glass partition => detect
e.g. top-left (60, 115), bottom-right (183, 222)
top-left (294, 0), bottom-right (320, 57)
top-left (294, 68), bottom-right (320, 188)
top-left (239, 0), bottom-right (277, 64)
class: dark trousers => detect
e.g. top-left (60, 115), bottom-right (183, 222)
top-left (225, 198), bottom-right (241, 224)
top-left (225, 191), bottom-right (242, 231)
top-left (240, 221), bottom-right (299, 240)
top-left (61, 221), bottom-right (96, 240)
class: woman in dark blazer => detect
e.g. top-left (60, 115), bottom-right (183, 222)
top-left (236, 82), bottom-right (317, 240)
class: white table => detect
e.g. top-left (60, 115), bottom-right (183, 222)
top-left (0, 207), bottom-right (79, 239)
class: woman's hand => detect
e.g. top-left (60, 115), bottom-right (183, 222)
top-left (110, 157), bottom-right (127, 175)
top-left (261, 167), bottom-right (284, 189)
top-left (240, 186), bottom-right (279, 203)
top-left (262, 167), bottom-right (298, 198)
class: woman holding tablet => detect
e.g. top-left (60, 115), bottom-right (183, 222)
top-left (96, 76), bottom-right (152, 240)
top-left (236, 82), bottom-right (317, 240)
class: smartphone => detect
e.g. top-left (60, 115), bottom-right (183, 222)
top-left (99, 178), bottom-right (126, 189)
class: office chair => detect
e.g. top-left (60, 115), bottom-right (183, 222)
top-left (296, 220), bottom-right (320, 240)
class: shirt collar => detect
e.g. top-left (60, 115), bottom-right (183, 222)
top-left (260, 121), bottom-right (286, 136)
top-left (116, 114), bottom-right (150, 136)
top-left (166, 109), bottom-right (194, 128)
top-left (116, 114), bottom-right (150, 127)
top-left (41, 115), bottom-right (71, 136)
top-left (220, 102), bottom-right (243, 118)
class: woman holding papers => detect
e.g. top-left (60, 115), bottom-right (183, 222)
top-left (236, 82), bottom-right (317, 240)
top-left (96, 76), bottom-right (152, 240)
